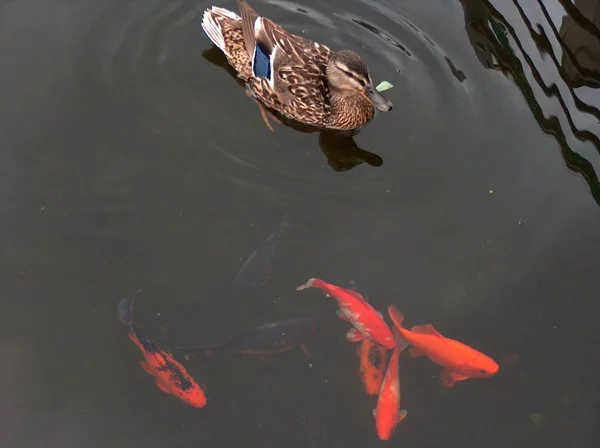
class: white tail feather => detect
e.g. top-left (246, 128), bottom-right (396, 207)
top-left (201, 7), bottom-right (241, 52)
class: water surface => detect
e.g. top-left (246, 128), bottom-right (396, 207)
top-left (1, 0), bottom-right (599, 446)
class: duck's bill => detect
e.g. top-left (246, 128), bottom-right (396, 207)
top-left (366, 86), bottom-right (393, 112)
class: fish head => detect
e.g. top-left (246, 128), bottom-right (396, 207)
top-left (375, 416), bottom-right (393, 441)
top-left (183, 386), bottom-right (208, 408)
top-left (465, 353), bottom-right (500, 378)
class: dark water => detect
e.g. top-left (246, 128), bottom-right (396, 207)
top-left (1, 0), bottom-right (600, 446)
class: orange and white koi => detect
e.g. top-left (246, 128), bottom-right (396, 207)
top-left (296, 278), bottom-right (395, 349)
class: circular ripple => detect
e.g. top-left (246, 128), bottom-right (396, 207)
top-left (74, 0), bottom-right (479, 207)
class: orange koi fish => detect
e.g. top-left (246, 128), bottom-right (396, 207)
top-left (374, 332), bottom-right (408, 440)
top-left (388, 305), bottom-right (499, 387)
top-left (357, 338), bottom-right (388, 396)
top-left (117, 292), bottom-right (207, 408)
top-left (296, 278), bottom-right (395, 349)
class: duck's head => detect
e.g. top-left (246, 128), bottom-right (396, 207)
top-left (326, 50), bottom-right (393, 112)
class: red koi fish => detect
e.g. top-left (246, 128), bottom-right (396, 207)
top-left (117, 292), bottom-right (207, 408)
top-left (388, 305), bottom-right (499, 387)
top-left (374, 332), bottom-right (408, 440)
top-left (296, 278), bottom-right (395, 349)
top-left (357, 338), bottom-right (388, 396)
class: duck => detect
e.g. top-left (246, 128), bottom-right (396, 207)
top-left (201, 0), bottom-right (393, 131)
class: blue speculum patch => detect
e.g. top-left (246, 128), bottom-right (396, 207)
top-left (253, 43), bottom-right (271, 79)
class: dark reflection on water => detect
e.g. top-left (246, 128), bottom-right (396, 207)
top-left (559, 0), bottom-right (600, 87)
top-left (1, 0), bottom-right (600, 447)
top-left (445, 56), bottom-right (468, 82)
top-left (461, 0), bottom-right (600, 205)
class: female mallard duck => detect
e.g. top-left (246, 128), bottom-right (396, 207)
top-left (201, 0), bottom-right (393, 131)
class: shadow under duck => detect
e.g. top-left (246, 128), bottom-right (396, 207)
top-left (201, 0), bottom-right (393, 131)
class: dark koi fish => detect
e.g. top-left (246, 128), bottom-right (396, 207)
top-left (228, 213), bottom-right (290, 298)
top-left (179, 316), bottom-right (321, 358)
top-left (117, 291), bottom-right (207, 408)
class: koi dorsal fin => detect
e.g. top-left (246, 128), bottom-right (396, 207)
top-left (411, 324), bottom-right (443, 337)
top-left (347, 280), bottom-right (369, 302)
top-left (346, 288), bottom-right (367, 302)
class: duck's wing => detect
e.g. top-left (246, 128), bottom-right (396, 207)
top-left (236, 0), bottom-right (259, 58)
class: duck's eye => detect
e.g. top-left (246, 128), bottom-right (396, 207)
top-left (479, 369), bottom-right (487, 374)
top-left (340, 69), bottom-right (366, 88)
top-left (344, 71), bottom-right (366, 86)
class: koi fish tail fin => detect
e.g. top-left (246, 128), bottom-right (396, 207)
top-left (117, 290), bottom-right (143, 326)
top-left (387, 305), bottom-right (405, 329)
top-left (296, 278), bottom-right (316, 291)
top-left (393, 330), bottom-right (409, 353)
top-left (117, 299), bottom-right (134, 326)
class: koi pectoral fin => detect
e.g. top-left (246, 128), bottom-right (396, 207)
top-left (346, 328), bottom-right (365, 342)
top-left (439, 369), bottom-right (456, 388)
top-left (155, 378), bottom-right (172, 394)
top-left (140, 361), bottom-right (155, 375)
top-left (439, 369), bottom-right (469, 388)
top-left (396, 409), bottom-right (408, 423)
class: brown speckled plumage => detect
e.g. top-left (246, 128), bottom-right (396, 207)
top-left (202, 1), bottom-right (391, 131)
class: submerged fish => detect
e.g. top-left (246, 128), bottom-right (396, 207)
top-left (229, 213), bottom-right (291, 298)
top-left (388, 305), bottom-right (499, 387)
top-left (118, 292), bottom-right (207, 408)
top-left (179, 316), bottom-right (321, 357)
top-left (357, 338), bottom-right (388, 396)
top-left (296, 278), bottom-right (395, 349)
top-left (374, 332), bottom-right (408, 440)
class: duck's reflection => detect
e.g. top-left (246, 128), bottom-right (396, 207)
top-left (458, 0), bottom-right (600, 206)
top-left (202, 46), bottom-right (384, 171)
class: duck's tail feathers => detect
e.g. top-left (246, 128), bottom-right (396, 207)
top-left (201, 7), bottom-right (241, 52)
